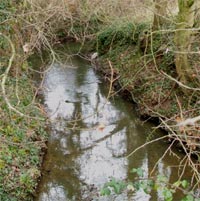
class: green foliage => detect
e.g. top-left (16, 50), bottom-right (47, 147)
top-left (0, 72), bottom-right (47, 200)
top-left (101, 168), bottom-right (198, 201)
top-left (97, 22), bottom-right (149, 54)
top-left (181, 194), bottom-right (200, 201)
top-left (131, 167), bottom-right (144, 177)
top-left (178, 0), bottom-right (194, 9)
top-left (0, 9), bottom-right (47, 199)
top-left (101, 178), bottom-right (126, 195)
top-left (0, 0), bottom-right (17, 33)
top-left (162, 188), bottom-right (174, 201)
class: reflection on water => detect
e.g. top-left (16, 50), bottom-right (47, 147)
top-left (35, 57), bottom-right (190, 201)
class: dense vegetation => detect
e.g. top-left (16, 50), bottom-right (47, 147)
top-left (0, 1), bottom-right (48, 200)
top-left (0, 0), bottom-right (200, 200)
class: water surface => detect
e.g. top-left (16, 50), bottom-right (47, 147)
top-left (35, 55), bottom-right (191, 201)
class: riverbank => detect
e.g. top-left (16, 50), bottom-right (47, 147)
top-left (0, 2), bottom-right (48, 200)
top-left (1, 0), bottom-right (200, 200)
top-left (0, 70), bottom-right (48, 200)
top-left (92, 21), bottom-right (200, 153)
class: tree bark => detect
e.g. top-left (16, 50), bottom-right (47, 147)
top-left (194, 1), bottom-right (200, 26)
top-left (175, 0), bottom-right (195, 84)
top-left (153, 0), bottom-right (168, 30)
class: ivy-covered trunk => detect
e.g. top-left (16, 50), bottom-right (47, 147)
top-left (175, 0), bottom-right (195, 85)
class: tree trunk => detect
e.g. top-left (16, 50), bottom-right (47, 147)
top-left (194, 1), bottom-right (200, 27)
top-left (153, 0), bottom-right (168, 30)
top-left (175, 0), bottom-right (195, 84)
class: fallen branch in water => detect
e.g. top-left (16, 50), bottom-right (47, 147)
top-left (126, 135), bottom-right (169, 158)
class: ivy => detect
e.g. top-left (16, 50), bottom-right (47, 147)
top-left (101, 168), bottom-right (198, 201)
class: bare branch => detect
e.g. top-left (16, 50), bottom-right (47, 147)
top-left (0, 33), bottom-right (25, 116)
top-left (161, 70), bottom-right (200, 92)
top-left (178, 116), bottom-right (200, 126)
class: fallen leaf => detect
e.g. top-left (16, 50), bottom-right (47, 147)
top-left (23, 43), bottom-right (30, 53)
top-left (97, 123), bottom-right (105, 131)
top-left (127, 184), bottom-right (135, 192)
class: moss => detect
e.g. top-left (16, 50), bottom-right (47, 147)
top-left (97, 22), bottom-right (149, 55)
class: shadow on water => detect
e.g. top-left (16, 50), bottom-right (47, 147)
top-left (34, 54), bottom-right (192, 201)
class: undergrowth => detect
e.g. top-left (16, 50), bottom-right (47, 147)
top-left (96, 21), bottom-right (200, 124)
top-left (0, 1), bottom-right (48, 200)
top-left (0, 0), bottom-right (200, 200)
top-left (0, 73), bottom-right (47, 200)
top-left (95, 20), bottom-right (200, 191)
top-left (101, 168), bottom-right (200, 201)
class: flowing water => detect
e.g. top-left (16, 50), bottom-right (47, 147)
top-left (35, 53), bottom-right (191, 201)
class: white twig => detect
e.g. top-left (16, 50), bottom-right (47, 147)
top-left (178, 116), bottom-right (200, 126)
top-left (0, 33), bottom-right (44, 120)
top-left (0, 33), bottom-right (25, 116)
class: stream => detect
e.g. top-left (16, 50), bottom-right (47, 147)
top-left (35, 53), bottom-right (191, 201)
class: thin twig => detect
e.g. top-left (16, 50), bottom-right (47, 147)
top-left (161, 70), bottom-right (200, 92)
top-left (126, 135), bottom-right (168, 158)
top-left (0, 33), bottom-right (44, 120)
